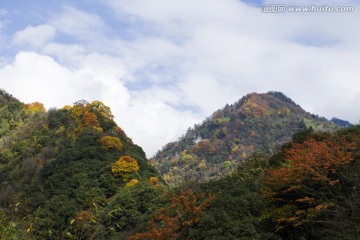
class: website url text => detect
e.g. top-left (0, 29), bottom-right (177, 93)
top-left (261, 5), bottom-right (355, 13)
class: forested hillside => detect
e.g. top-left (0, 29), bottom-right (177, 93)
top-left (1, 89), bottom-right (358, 240)
top-left (129, 125), bottom-right (360, 240)
top-left (181, 125), bottom-right (360, 240)
top-left (0, 90), bottom-right (162, 239)
top-left (127, 126), bottom-right (360, 240)
top-left (151, 92), bottom-right (340, 185)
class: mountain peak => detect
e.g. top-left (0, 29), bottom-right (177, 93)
top-left (266, 91), bottom-right (297, 105)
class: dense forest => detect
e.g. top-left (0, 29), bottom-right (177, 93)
top-left (0, 89), bottom-right (359, 240)
top-left (0, 90), bottom-right (162, 239)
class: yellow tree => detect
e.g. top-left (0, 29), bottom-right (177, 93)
top-left (125, 179), bottom-right (139, 188)
top-left (111, 156), bottom-right (139, 182)
top-left (99, 136), bottom-right (123, 151)
top-left (24, 102), bottom-right (46, 114)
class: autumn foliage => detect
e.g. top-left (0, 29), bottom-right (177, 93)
top-left (87, 100), bottom-right (114, 121)
top-left (82, 111), bottom-right (101, 129)
top-left (24, 102), bottom-right (46, 114)
top-left (263, 134), bottom-right (359, 232)
top-left (99, 136), bottom-right (123, 151)
top-left (149, 177), bottom-right (159, 186)
top-left (266, 137), bottom-right (355, 187)
top-left (111, 156), bottom-right (140, 181)
top-left (130, 190), bottom-right (215, 240)
top-left (68, 100), bottom-right (116, 134)
top-left (241, 94), bottom-right (270, 118)
top-left (125, 178), bottom-right (139, 188)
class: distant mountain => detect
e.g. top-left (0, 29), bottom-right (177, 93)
top-left (151, 91), bottom-right (340, 185)
top-left (331, 117), bottom-right (352, 127)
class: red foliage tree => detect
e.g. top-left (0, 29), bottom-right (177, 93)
top-left (130, 190), bottom-right (215, 240)
top-left (263, 134), bottom-right (358, 232)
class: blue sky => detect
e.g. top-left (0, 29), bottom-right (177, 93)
top-left (1, 0), bottom-right (360, 156)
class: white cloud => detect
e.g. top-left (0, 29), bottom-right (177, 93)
top-left (119, 98), bottom-right (202, 157)
top-left (50, 7), bottom-right (105, 37)
top-left (1, 52), bottom-right (75, 106)
top-left (42, 43), bottom-right (85, 64)
top-left (0, 51), bottom-right (129, 115)
top-left (12, 24), bottom-right (55, 48)
top-left (0, 51), bottom-right (200, 156)
top-left (101, 0), bottom-right (360, 123)
top-left (2, 0), bottom-right (360, 156)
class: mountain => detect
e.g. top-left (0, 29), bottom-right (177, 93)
top-left (331, 117), bottom-right (352, 127)
top-left (151, 91), bottom-right (340, 185)
top-left (0, 90), bottom-right (162, 239)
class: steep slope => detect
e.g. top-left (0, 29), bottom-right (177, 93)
top-left (151, 91), bottom-right (340, 185)
top-left (0, 90), bottom-right (162, 239)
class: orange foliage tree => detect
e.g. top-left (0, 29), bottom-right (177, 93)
top-left (69, 100), bottom-right (105, 133)
top-left (262, 135), bottom-right (357, 232)
top-left (130, 190), bottom-right (215, 240)
top-left (149, 177), bottom-right (159, 186)
top-left (111, 156), bottom-right (139, 182)
top-left (82, 111), bottom-right (101, 129)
